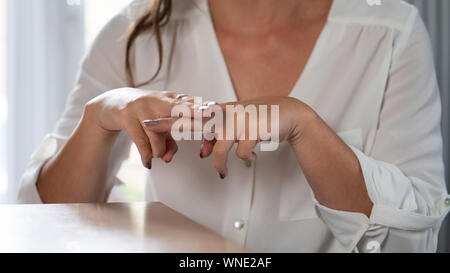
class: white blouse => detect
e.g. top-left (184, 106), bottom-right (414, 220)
top-left (17, 0), bottom-right (450, 252)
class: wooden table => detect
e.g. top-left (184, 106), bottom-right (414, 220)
top-left (0, 202), bottom-right (246, 253)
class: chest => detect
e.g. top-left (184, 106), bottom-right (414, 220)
top-left (142, 18), bottom-right (393, 134)
top-left (214, 21), bottom-right (327, 101)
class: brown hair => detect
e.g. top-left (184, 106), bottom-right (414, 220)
top-left (126, 0), bottom-right (173, 87)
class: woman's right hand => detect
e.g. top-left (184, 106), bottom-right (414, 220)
top-left (84, 88), bottom-right (195, 169)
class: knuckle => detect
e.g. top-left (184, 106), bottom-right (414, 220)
top-left (124, 97), bottom-right (156, 120)
top-left (84, 99), bottom-right (103, 117)
top-left (120, 100), bottom-right (138, 117)
top-left (214, 147), bottom-right (228, 158)
top-left (133, 135), bottom-right (149, 151)
top-left (118, 105), bottom-right (132, 119)
top-left (235, 149), bottom-right (249, 160)
top-left (84, 100), bottom-right (97, 112)
top-left (160, 91), bottom-right (177, 99)
top-left (153, 148), bottom-right (166, 158)
top-left (128, 96), bottom-right (146, 109)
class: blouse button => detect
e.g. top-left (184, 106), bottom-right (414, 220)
top-left (445, 198), bottom-right (450, 207)
top-left (234, 220), bottom-right (245, 230)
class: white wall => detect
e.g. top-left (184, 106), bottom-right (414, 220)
top-left (4, 0), bottom-right (138, 203)
top-left (0, 0), bottom-right (8, 202)
top-left (6, 0), bottom-right (85, 202)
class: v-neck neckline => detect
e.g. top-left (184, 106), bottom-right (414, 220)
top-left (201, 0), bottom-right (336, 102)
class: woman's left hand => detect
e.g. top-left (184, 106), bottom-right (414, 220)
top-left (145, 95), bottom-right (372, 215)
top-left (202, 97), bottom-right (318, 178)
top-left (145, 96), bottom-right (318, 178)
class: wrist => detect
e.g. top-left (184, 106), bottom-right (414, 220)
top-left (81, 103), bottom-right (120, 142)
top-left (288, 102), bottom-right (320, 147)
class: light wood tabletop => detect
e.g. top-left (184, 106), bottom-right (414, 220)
top-left (0, 202), bottom-right (246, 253)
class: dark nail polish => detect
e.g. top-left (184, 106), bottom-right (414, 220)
top-left (147, 162), bottom-right (152, 170)
top-left (219, 173), bottom-right (225, 180)
top-left (200, 141), bottom-right (204, 159)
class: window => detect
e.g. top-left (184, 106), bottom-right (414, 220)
top-left (1, 0), bottom-right (144, 203)
top-left (84, 0), bottom-right (132, 49)
top-left (0, 0), bottom-right (8, 201)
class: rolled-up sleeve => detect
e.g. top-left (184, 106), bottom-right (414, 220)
top-left (316, 9), bottom-right (450, 252)
top-left (17, 13), bottom-right (132, 204)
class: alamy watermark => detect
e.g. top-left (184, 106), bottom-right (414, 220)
top-left (168, 97), bottom-right (280, 152)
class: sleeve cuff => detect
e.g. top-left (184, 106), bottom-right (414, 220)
top-left (313, 144), bottom-right (450, 252)
top-left (17, 135), bottom-right (62, 204)
top-left (315, 200), bottom-right (371, 251)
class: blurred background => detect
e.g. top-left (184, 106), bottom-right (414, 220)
top-left (0, 0), bottom-right (448, 251)
top-left (0, 0), bottom-right (146, 205)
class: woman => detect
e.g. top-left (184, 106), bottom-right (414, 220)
top-left (18, 0), bottom-right (449, 252)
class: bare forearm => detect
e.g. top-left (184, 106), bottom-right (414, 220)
top-left (36, 89), bottom-right (194, 203)
top-left (37, 109), bottom-right (119, 203)
top-left (291, 114), bottom-right (373, 216)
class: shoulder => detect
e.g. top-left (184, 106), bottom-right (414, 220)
top-left (82, 10), bottom-right (132, 80)
top-left (330, 0), bottom-right (419, 32)
top-left (87, 0), bottom-right (206, 59)
top-left (121, 0), bottom-right (208, 22)
top-left (120, 0), bottom-right (151, 21)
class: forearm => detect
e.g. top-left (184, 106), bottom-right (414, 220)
top-left (291, 113), bottom-right (373, 216)
top-left (37, 108), bottom-right (119, 203)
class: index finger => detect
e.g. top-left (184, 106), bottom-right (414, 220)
top-left (144, 102), bottom-right (223, 134)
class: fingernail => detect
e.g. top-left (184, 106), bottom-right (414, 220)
top-left (198, 105), bottom-right (211, 111)
top-left (143, 120), bottom-right (159, 127)
top-left (147, 162), bottom-right (152, 170)
top-left (219, 173), bottom-right (225, 180)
